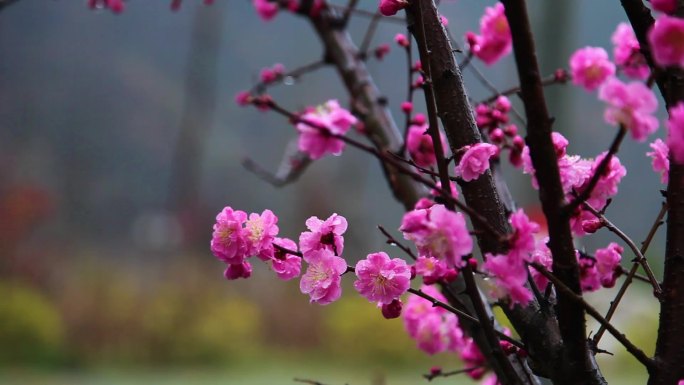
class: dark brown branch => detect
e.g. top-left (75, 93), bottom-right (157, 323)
top-left (501, 0), bottom-right (601, 384)
top-left (531, 263), bottom-right (655, 370)
top-left (423, 366), bottom-right (484, 381)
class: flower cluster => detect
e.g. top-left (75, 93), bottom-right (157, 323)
top-left (483, 209), bottom-right (540, 307)
top-left (296, 100), bottom-right (358, 160)
top-left (465, 3), bottom-right (512, 66)
top-left (474, 96), bottom-right (524, 167)
top-left (578, 243), bottom-right (623, 291)
top-left (259, 63), bottom-right (285, 84)
top-left (400, 204), bottom-right (473, 268)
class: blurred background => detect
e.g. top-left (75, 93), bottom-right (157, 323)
top-left (0, 1), bottom-right (665, 384)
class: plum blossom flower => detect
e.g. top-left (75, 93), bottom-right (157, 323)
top-left (299, 249), bottom-right (347, 305)
top-left (612, 23), bottom-right (650, 79)
top-left (403, 285), bottom-right (447, 337)
top-left (455, 143), bottom-right (498, 182)
top-left (354, 252), bottom-right (411, 305)
top-left (406, 123), bottom-right (446, 168)
top-left (296, 100), bottom-right (358, 160)
top-left (244, 209), bottom-right (279, 258)
top-left (598, 77), bottom-right (659, 141)
top-left (400, 204), bottom-right (472, 267)
top-left (648, 15), bottom-right (684, 67)
top-left (595, 243), bottom-right (623, 288)
top-left (569, 47), bottom-right (616, 91)
top-left (466, 3), bottom-right (512, 65)
top-left (211, 207), bottom-right (248, 265)
top-left (648, 139), bottom-right (670, 183)
top-left (414, 256), bottom-right (450, 285)
top-left (270, 237), bottom-right (302, 280)
top-left (299, 213), bottom-right (348, 258)
top-left (666, 102), bottom-right (684, 163)
top-left (379, 0), bottom-right (408, 16)
top-left (483, 254), bottom-right (533, 306)
top-left (507, 209), bottom-right (540, 262)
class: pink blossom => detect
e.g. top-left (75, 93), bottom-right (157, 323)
top-left (413, 314), bottom-right (448, 354)
top-left (648, 139), bottom-right (670, 183)
top-left (648, 15), bottom-right (684, 67)
top-left (569, 47), bottom-right (616, 91)
top-left (403, 285), bottom-right (447, 336)
top-left (395, 33), bottom-right (409, 48)
top-left (440, 15), bottom-right (449, 26)
top-left (458, 338), bottom-right (487, 379)
top-left (598, 77), bottom-right (659, 141)
top-left (259, 63), bottom-right (285, 84)
top-left (401, 101), bottom-right (413, 113)
top-left (414, 256), bottom-right (450, 285)
top-left (431, 181), bottom-right (459, 200)
top-left (211, 206), bottom-right (248, 265)
top-left (611, 23), bottom-right (650, 79)
top-left (579, 254), bottom-right (602, 292)
top-left (296, 100), bottom-right (358, 160)
top-left (483, 253), bottom-right (533, 307)
top-left (379, 0), bottom-right (408, 16)
top-left (508, 209), bottom-right (540, 262)
top-left (235, 90), bottom-right (252, 106)
top-left (667, 102), bottom-right (684, 163)
top-left (529, 239), bottom-right (552, 290)
top-left (652, 0), bottom-right (676, 13)
top-left (299, 249), bottom-right (347, 305)
top-left (244, 209), bottom-right (279, 257)
top-left (466, 3), bottom-right (512, 65)
top-left (299, 213), bottom-right (348, 258)
top-left (224, 261), bottom-right (252, 280)
top-left (595, 243), bottom-right (623, 288)
top-left (271, 237), bottom-right (302, 280)
top-left (253, 0), bottom-right (279, 21)
top-left (456, 143), bottom-right (498, 182)
top-left (400, 204), bottom-right (473, 267)
top-left (582, 152), bottom-right (627, 202)
top-left (354, 252), bottom-right (411, 305)
top-left (406, 123), bottom-right (446, 168)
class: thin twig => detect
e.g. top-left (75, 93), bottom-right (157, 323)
top-left (423, 366), bottom-right (484, 381)
top-left (530, 263), bottom-right (655, 370)
top-left (377, 225), bottom-right (417, 260)
top-left (359, 10), bottom-right (382, 57)
top-left (478, 72), bottom-right (568, 105)
top-left (592, 202), bottom-right (668, 345)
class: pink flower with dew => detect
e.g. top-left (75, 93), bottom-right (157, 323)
top-left (580, 152), bottom-right (626, 201)
top-left (299, 249), bottom-right (347, 305)
top-left (414, 256), bottom-right (450, 285)
top-left (611, 23), bottom-right (650, 80)
top-left (378, 0), bottom-right (408, 16)
top-left (667, 102), bottom-right (684, 163)
top-left (271, 237), bottom-right (302, 281)
top-left (244, 209), bottom-right (279, 257)
top-left (253, 0), bottom-right (278, 20)
top-left (401, 204), bottom-right (473, 268)
top-left (648, 139), bottom-right (670, 183)
top-left (484, 254), bottom-right (533, 307)
top-left (648, 15), bottom-right (684, 67)
top-left (466, 3), bottom-right (512, 65)
top-left (456, 143), bottom-right (498, 182)
top-left (403, 285), bottom-right (447, 337)
top-left (569, 47), bottom-right (616, 91)
top-left (299, 213), bottom-right (348, 259)
top-left (529, 238), bottom-right (552, 290)
top-left (296, 100), bottom-right (357, 160)
top-left (211, 207), bottom-right (248, 265)
top-left (406, 123), bottom-right (447, 168)
top-left (508, 209), bottom-right (540, 262)
top-left (598, 77), bottom-right (659, 141)
top-left (224, 261), bottom-right (252, 280)
top-left (595, 242), bottom-right (623, 288)
top-left (354, 252), bottom-right (411, 305)
top-left (651, 0), bottom-right (676, 13)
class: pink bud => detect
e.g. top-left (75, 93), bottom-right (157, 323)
top-left (381, 299), bottom-right (403, 319)
top-left (504, 124), bottom-right (518, 137)
top-left (581, 219), bottom-right (603, 234)
top-left (490, 128), bottom-right (505, 143)
top-left (401, 101), bottom-right (413, 113)
top-left (412, 113), bottom-right (427, 125)
top-left (512, 135), bottom-right (525, 150)
top-left (394, 33), bottom-right (409, 48)
top-left (374, 44), bottom-right (391, 60)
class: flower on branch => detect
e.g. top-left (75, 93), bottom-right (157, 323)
top-left (598, 77), bottom-right (659, 141)
top-left (299, 213), bottom-right (348, 258)
top-left (299, 249), bottom-right (347, 305)
top-left (569, 47), bottom-right (616, 91)
top-left (455, 143), bottom-right (498, 182)
top-left (666, 102), bottom-right (684, 163)
top-left (353, 252), bottom-right (411, 305)
top-left (465, 3), bottom-right (512, 66)
top-left (611, 23), bottom-right (650, 80)
top-left (296, 100), bottom-right (358, 160)
top-left (648, 15), bottom-right (684, 68)
top-left (406, 123), bottom-right (447, 168)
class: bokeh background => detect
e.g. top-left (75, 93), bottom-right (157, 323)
top-left (0, 1), bottom-right (665, 384)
